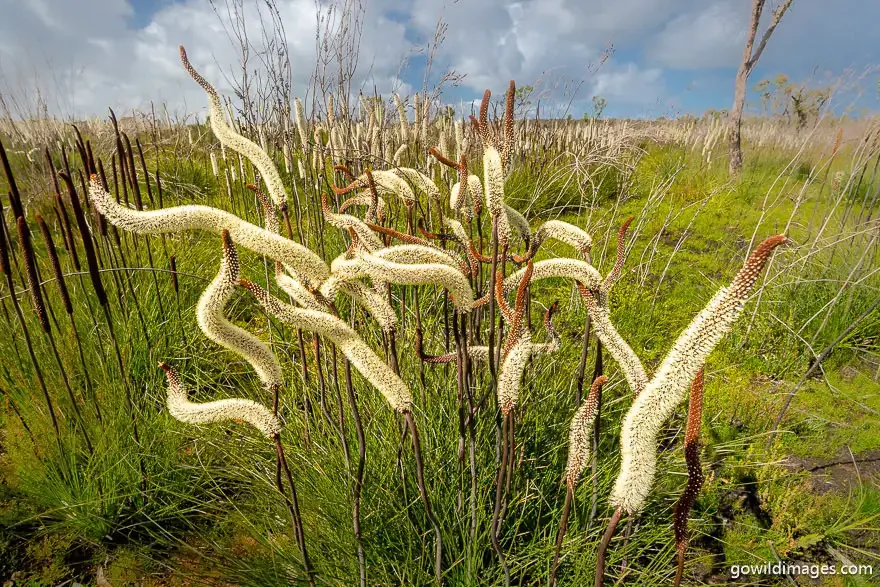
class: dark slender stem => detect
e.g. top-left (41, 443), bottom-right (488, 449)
top-left (595, 508), bottom-right (623, 587)
top-left (575, 314), bottom-right (591, 406)
top-left (274, 435), bottom-right (316, 587)
top-left (404, 410), bottom-right (443, 585)
top-left (491, 410), bottom-right (511, 587)
top-left (550, 482), bottom-right (574, 587)
top-left (344, 357), bottom-right (367, 587)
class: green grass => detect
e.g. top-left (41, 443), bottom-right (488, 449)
top-left (0, 120), bottom-right (878, 586)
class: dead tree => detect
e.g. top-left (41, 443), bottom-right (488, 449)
top-left (728, 0), bottom-right (794, 177)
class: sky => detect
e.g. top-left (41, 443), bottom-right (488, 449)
top-left (0, 0), bottom-right (878, 121)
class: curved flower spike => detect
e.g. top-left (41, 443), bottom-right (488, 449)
top-left (333, 170), bottom-right (415, 206)
top-left (442, 218), bottom-right (480, 276)
top-left (611, 235), bottom-right (786, 514)
top-left (87, 175), bottom-right (329, 286)
top-left (575, 216), bottom-right (648, 395)
top-left (499, 258), bottom-right (603, 297)
top-left (497, 334), bottom-right (534, 415)
top-left (276, 268), bottom-right (325, 312)
top-left (339, 193), bottom-right (387, 223)
top-left (335, 279), bottom-right (398, 332)
top-left (565, 375), bottom-right (607, 486)
top-left (321, 194), bottom-right (384, 251)
top-left (180, 46), bottom-right (288, 209)
top-left (330, 248), bottom-right (474, 311)
top-left (603, 216), bottom-right (634, 289)
top-left (159, 362), bottom-right (281, 438)
top-left (197, 231), bottom-right (284, 390)
top-left (240, 280), bottom-right (412, 412)
top-left (579, 286), bottom-right (649, 396)
top-left (371, 244), bottom-right (463, 271)
top-left (524, 220), bottom-right (593, 261)
top-left (393, 167), bottom-right (440, 201)
top-left (501, 261), bottom-right (534, 358)
top-left (504, 204), bottom-right (531, 242)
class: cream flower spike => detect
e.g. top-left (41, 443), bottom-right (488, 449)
top-left (496, 270), bottom-right (559, 415)
top-left (532, 220), bottom-right (593, 257)
top-left (159, 362), bottom-right (281, 438)
top-left (196, 231), bottom-right (285, 390)
top-left (442, 218), bottom-right (480, 276)
top-left (331, 251), bottom-right (474, 312)
top-left (335, 170), bottom-right (415, 206)
top-left (611, 235), bottom-right (787, 514)
top-left (393, 167), bottom-right (441, 201)
top-left (180, 46), bottom-right (287, 209)
top-left (483, 146), bottom-right (511, 246)
top-left (574, 217), bottom-right (648, 395)
top-left (320, 194), bottom-right (384, 251)
top-left (587, 290), bottom-right (648, 395)
top-left (504, 204), bottom-right (531, 242)
top-left (372, 244), bottom-right (462, 269)
top-left (499, 258), bottom-right (603, 296)
top-left (565, 375), bottom-right (607, 486)
top-left (449, 174), bottom-right (481, 221)
top-left (497, 334), bottom-right (534, 415)
top-left (277, 269), bottom-right (325, 312)
top-left (87, 175), bottom-right (329, 286)
top-left (392, 145), bottom-right (408, 166)
top-left (240, 280), bottom-right (412, 412)
top-left (339, 192), bottom-right (387, 223)
top-left (335, 279), bottom-right (398, 332)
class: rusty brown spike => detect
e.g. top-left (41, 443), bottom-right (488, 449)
top-left (673, 368), bottom-right (705, 587)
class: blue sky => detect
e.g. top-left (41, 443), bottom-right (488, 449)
top-left (1, 0), bottom-right (878, 119)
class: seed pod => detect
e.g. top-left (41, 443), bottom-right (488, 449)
top-left (17, 216), bottom-right (50, 333)
top-left (54, 194), bottom-right (80, 271)
top-left (0, 198), bottom-right (10, 277)
top-left (36, 215), bottom-right (73, 315)
top-left (0, 139), bottom-right (24, 219)
top-left (60, 171), bottom-right (107, 306)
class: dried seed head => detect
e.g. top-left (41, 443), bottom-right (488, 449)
top-left (673, 369), bottom-right (706, 587)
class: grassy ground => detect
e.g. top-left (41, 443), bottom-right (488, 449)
top-left (0, 116), bottom-right (878, 586)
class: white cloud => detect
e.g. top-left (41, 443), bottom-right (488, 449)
top-left (591, 62), bottom-right (664, 104)
top-left (647, 1), bottom-right (747, 69)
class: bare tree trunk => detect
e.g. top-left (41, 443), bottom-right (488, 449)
top-left (728, 0), bottom-right (794, 177)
